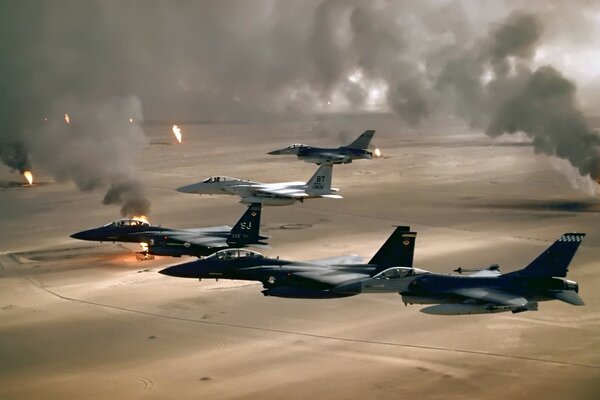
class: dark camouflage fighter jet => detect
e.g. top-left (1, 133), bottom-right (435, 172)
top-left (70, 203), bottom-right (267, 259)
top-left (268, 129), bottom-right (377, 164)
top-left (334, 230), bottom-right (586, 315)
top-left (159, 226), bottom-right (415, 298)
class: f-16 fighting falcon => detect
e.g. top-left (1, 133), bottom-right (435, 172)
top-left (159, 226), bottom-right (414, 298)
top-left (70, 203), bottom-right (266, 259)
top-left (176, 164), bottom-right (341, 206)
top-left (334, 231), bottom-right (586, 315)
top-left (268, 129), bottom-right (377, 164)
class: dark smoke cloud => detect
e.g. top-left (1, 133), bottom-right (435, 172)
top-left (0, 141), bottom-right (30, 174)
top-left (487, 66), bottom-right (600, 179)
top-left (103, 180), bottom-right (151, 217)
top-left (1, 1), bottom-right (600, 198)
top-left (432, 11), bottom-right (600, 181)
top-left (0, 1), bottom-right (149, 215)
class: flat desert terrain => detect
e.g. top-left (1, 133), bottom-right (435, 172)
top-left (1, 113), bottom-right (599, 399)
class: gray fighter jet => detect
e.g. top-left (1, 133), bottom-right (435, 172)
top-left (334, 230), bottom-right (586, 315)
top-left (268, 129), bottom-right (376, 164)
top-left (176, 164), bottom-right (341, 206)
top-left (70, 204), bottom-right (267, 258)
top-left (159, 226), bottom-right (414, 298)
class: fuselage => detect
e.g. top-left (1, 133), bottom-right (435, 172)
top-left (70, 220), bottom-right (167, 243)
top-left (335, 267), bottom-right (580, 312)
top-left (159, 249), bottom-right (376, 298)
top-left (268, 144), bottom-right (372, 164)
top-left (400, 273), bottom-right (577, 303)
top-left (177, 179), bottom-right (334, 205)
top-left (296, 146), bottom-right (372, 164)
top-left (71, 220), bottom-right (234, 257)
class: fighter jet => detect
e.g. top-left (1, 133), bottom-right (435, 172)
top-left (268, 129), bottom-right (377, 164)
top-left (159, 226), bottom-right (415, 298)
top-left (70, 203), bottom-right (267, 258)
top-left (176, 164), bottom-right (342, 206)
top-left (334, 230), bottom-right (586, 315)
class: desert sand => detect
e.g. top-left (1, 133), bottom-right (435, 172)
top-left (1, 113), bottom-right (599, 399)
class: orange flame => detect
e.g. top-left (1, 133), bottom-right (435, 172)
top-left (64, 113), bottom-right (70, 124)
top-left (131, 215), bottom-right (149, 223)
top-left (374, 148), bottom-right (382, 157)
top-left (172, 125), bottom-right (182, 143)
top-left (23, 170), bottom-right (33, 185)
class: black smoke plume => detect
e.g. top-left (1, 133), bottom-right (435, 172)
top-left (103, 181), bottom-right (151, 217)
top-left (0, 141), bottom-right (31, 174)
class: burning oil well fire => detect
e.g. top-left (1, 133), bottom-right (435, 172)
top-left (172, 125), bottom-right (182, 144)
top-left (23, 170), bottom-right (33, 185)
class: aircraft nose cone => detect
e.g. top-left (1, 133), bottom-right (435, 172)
top-left (176, 183), bottom-right (198, 194)
top-left (267, 149), bottom-right (284, 155)
top-left (158, 266), bottom-right (174, 276)
top-left (70, 230), bottom-right (93, 241)
top-left (159, 263), bottom-right (199, 278)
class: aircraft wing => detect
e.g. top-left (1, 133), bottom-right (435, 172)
top-left (312, 152), bottom-right (347, 161)
top-left (154, 232), bottom-right (226, 247)
top-left (290, 269), bottom-right (369, 286)
top-left (255, 187), bottom-right (308, 198)
top-left (169, 234), bottom-right (225, 247)
top-left (184, 226), bottom-right (230, 234)
top-left (305, 254), bottom-right (363, 266)
top-left (451, 288), bottom-right (528, 307)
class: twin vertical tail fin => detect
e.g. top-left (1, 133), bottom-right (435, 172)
top-left (369, 226), bottom-right (417, 275)
top-left (346, 130), bottom-right (375, 150)
top-left (227, 203), bottom-right (267, 247)
top-left (505, 233), bottom-right (585, 278)
top-left (305, 164), bottom-right (340, 197)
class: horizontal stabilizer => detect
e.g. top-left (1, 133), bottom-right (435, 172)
top-left (552, 291), bottom-right (585, 306)
top-left (251, 243), bottom-right (271, 249)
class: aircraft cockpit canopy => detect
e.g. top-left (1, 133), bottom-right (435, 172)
top-left (373, 267), bottom-right (426, 279)
top-left (104, 218), bottom-right (150, 228)
top-left (210, 248), bottom-right (265, 261)
top-left (288, 143), bottom-right (306, 149)
top-left (203, 176), bottom-right (234, 183)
